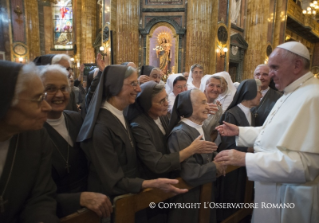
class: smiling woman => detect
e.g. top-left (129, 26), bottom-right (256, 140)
top-left (77, 65), bottom-right (189, 221)
top-left (0, 61), bottom-right (58, 223)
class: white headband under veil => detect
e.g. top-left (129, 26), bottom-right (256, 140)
top-left (165, 73), bottom-right (183, 95)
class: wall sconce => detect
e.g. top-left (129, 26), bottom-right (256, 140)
top-left (220, 47), bottom-right (228, 58)
top-left (99, 46), bottom-right (107, 58)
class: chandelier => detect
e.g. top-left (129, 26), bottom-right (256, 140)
top-left (302, 1), bottom-right (319, 16)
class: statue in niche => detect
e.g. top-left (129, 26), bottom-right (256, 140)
top-left (231, 0), bottom-right (242, 25)
top-left (155, 33), bottom-right (172, 75)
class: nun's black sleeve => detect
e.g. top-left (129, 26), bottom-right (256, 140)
top-left (168, 127), bottom-right (216, 187)
top-left (130, 123), bottom-right (180, 175)
top-left (83, 120), bottom-right (144, 197)
top-left (218, 111), bottom-right (248, 152)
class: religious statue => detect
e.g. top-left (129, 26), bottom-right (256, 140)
top-left (155, 33), bottom-right (172, 75)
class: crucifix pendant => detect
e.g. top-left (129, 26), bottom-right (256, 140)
top-left (254, 112), bottom-right (258, 118)
top-left (65, 162), bottom-right (71, 174)
top-left (0, 196), bottom-right (8, 213)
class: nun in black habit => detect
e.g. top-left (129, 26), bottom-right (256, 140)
top-left (0, 61), bottom-right (58, 223)
top-left (167, 89), bottom-right (224, 223)
top-left (38, 65), bottom-right (112, 218)
top-left (77, 65), bottom-right (187, 204)
top-left (127, 81), bottom-right (217, 180)
top-left (216, 79), bottom-right (262, 221)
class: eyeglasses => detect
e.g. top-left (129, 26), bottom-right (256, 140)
top-left (158, 96), bottom-right (168, 105)
top-left (175, 84), bottom-right (187, 90)
top-left (125, 81), bottom-right (140, 90)
top-left (15, 92), bottom-right (47, 107)
top-left (45, 85), bottom-right (70, 94)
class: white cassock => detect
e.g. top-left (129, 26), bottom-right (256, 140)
top-left (236, 72), bottom-right (319, 223)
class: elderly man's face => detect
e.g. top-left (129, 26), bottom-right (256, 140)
top-left (191, 90), bottom-right (209, 123)
top-left (43, 71), bottom-right (70, 117)
top-left (205, 78), bottom-right (221, 101)
top-left (5, 76), bottom-right (51, 131)
top-left (192, 67), bottom-right (203, 81)
top-left (150, 70), bottom-right (161, 83)
top-left (268, 48), bottom-right (295, 91)
top-left (254, 66), bottom-right (270, 90)
top-left (173, 80), bottom-right (187, 96)
top-left (148, 89), bottom-right (168, 119)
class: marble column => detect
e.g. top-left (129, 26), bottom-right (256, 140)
top-left (185, 0), bottom-right (213, 73)
top-left (273, 0), bottom-right (288, 47)
top-left (80, 0), bottom-right (97, 63)
top-left (243, 0), bottom-right (273, 79)
top-left (25, 0), bottom-right (40, 61)
top-left (114, 0), bottom-right (139, 65)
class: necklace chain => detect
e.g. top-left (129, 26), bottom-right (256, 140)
top-left (51, 115), bottom-right (71, 173)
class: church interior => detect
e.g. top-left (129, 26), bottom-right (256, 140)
top-left (1, 0), bottom-right (319, 223)
top-left (1, 0), bottom-right (319, 79)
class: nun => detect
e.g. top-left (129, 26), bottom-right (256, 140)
top-left (33, 54), bottom-right (78, 112)
top-left (165, 73), bottom-right (187, 113)
top-left (186, 64), bottom-right (204, 90)
top-left (199, 75), bottom-right (223, 141)
top-left (212, 71), bottom-right (237, 113)
top-left (77, 65), bottom-right (187, 205)
top-left (167, 89), bottom-right (225, 223)
top-left (127, 81), bottom-right (217, 180)
top-left (38, 65), bottom-right (112, 218)
top-left (0, 61), bottom-right (58, 222)
top-left (216, 79), bottom-right (262, 221)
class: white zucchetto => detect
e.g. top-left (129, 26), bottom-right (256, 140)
top-left (276, 41), bottom-right (310, 60)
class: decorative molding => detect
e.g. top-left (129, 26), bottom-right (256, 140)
top-left (230, 33), bottom-right (248, 49)
top-left (142, 8), bottom-right (185, 12)
top-left (140, 17), bottom-right (185, 35)
top-left (13, 43), bottom-right (27, 55)
top-left (231, 23), bottom-right (244, 32)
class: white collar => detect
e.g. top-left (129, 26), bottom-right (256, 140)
top-left (181, 118), bottom-right (205, 140)
top-left (181, 118), bottom-right (203, 128)
top-left (284, 72), bottom-right (313, 94)
top-left (47, 113), bottom-right (64, 124)
top-left (261, 87), bottom-right (269, 97)
top-left (101, 101), bottom-right (126, 128)
top-left (102, 101), bottom-right (124, 116)
top-left (237, 103), bottom-right (252, 125)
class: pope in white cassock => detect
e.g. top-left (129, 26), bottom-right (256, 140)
top-left (215, 41), bottom-right (319, 223)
